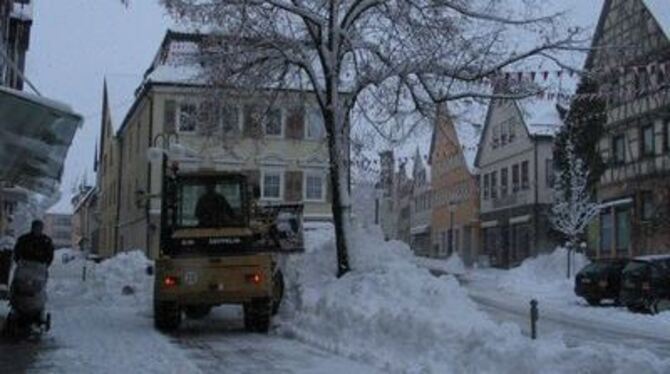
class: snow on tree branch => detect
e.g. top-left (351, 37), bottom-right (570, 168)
top-left (550, 138), bottom-right (600, 247)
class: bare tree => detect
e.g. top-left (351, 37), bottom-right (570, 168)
top-left (550, 138), bottom-right (600, 277)
top-left (159, 0), bottom-right (585, 277)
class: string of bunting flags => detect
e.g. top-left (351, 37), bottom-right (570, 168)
top-left (476, 59), bottom-right (669, 85)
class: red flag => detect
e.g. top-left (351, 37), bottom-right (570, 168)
top-left (556, 70), bottom-right (563, 78)
top-left (542, 71), bottom-right (549, 80)
top-left (517, 72), bottom-right (524, 82)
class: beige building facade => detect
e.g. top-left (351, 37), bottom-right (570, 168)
top-left (97, 30), bottom-right (331, 259)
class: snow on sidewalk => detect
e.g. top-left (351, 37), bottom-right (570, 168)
top-left (463, 249), bottom-right (670, 344)
top-left (280, 225), bottom-right (670, 374)
top-left (33, 250), bottom-right (202, 374)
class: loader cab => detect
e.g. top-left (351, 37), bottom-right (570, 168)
top-left (160, 171), bottom-right (255, 256)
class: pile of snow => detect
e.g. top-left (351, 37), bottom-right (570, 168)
top-left (49, 249), bottom-right (153, 309)
top-left (498, 247), bottom-right (589, 300)
top-left (280, 225), bottom-right (670, 373)
top-left (414, 253), bottom-right (467, 275)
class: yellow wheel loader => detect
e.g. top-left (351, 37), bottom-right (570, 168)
top-left (153, 165), bottom-right (303, 333)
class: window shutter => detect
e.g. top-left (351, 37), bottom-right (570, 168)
top-left (286, 107), bottom-right (305, 140)
top-left (244, 105), bottom-right (262, 139)
top-left (285, 170), bottom-right (303, 202)
top-left (164, 99), bottom-right (177, 133)
top-left (325, 173), bottom-right (332, 203)
top-left (242, 169), bottom-right (261, 199)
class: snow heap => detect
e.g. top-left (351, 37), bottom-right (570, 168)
top-left (414, 252), bottom-right (467, 276)
top-left (498, 247), bottom-right (589, 300)
top-left (49, 249), bottom-right (154, 310)
top-left (281, 225), bottom-right (670, 373)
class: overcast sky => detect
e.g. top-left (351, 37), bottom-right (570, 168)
top-left (26, 0), bottom-right (603, 214)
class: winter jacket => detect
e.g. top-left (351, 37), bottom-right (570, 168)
top-left (13, 233), bottom-right (55, 266)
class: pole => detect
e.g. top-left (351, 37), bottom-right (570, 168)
top-left (566, 242), bottom-right (571, 279)
top-left (530, 299), bottom-right (538, 340)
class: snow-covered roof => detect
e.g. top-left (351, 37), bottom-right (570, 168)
top-left (643, 0), bottom-right (670, 39)
top-left (516, 98), bottom-right (564, 137)
top-left (11, 1), bottom-right (33, 22)
top-left (0, 86), bottom-right (82, 197)
top-left (144, 36), bottom-right (206, 86)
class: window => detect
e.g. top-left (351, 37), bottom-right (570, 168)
top-left (521, 161), bottom-right (529, 190)
top-left (546, 159), bottom-right (555, 187)
top-left (616, 207), bottom-right (630, 252)
top-left (641, 125), bottom-right (654, 157)
top-left (500, 167), bottom-right (508, 197)
top-left (304, 172), bottom-right (325, 201)
top-left (262, 170), bottom-right (283, 200)
top-left (512, 164), bottom-right (520, 192)
top-left (492, 126), bottom-right (500, 148)
top-left (220, 105), bottom-right (241, 134)
top-left (264, 108), bottom-right (283, 137)
top-left (600, 211), bottom-right (613, 252)
top-left (641, 191), bottom-right (654, 221)
top-left (490, 171), bottom-right (498, 199)
top-left (307, 108), bottom-right (325, 140)
top-left (612, 135), bottom-right (625, 164)
top-left (178, 102), bottom-right (198, 132)
top-left (174, 179), bottom-right (244, 228)
top-left (483, 173), bottom-right (490, 200)
top-left (508, 122), bottom-right (516, 142)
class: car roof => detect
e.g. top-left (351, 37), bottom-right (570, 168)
top-left (634, 254), bottom-right (670, 262)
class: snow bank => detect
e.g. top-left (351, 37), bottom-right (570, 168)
top-left (415, 253), bottom-right (467, 275)
top-left (49, 249), bottom-right (153, 310)
top-left (281, 225), bottom-right (670, 373)
top-left (498, 247), bottom-right (589, 300)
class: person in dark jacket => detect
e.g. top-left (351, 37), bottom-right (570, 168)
top-left (13, 220), bottom-right (54, 266)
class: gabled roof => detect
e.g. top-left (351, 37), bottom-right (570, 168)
top-left (429, 101), bottom-right (486, 174)
top-left (473, 97), bottom-right (564, 168)
top-left (586, 0), bottom-right (670, 70)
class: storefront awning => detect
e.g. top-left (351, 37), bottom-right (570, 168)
top-left (0, 86), bottom-right (82, 196)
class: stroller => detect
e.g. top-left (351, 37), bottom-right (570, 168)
top-left (3, 260), bottom-right (51, 338)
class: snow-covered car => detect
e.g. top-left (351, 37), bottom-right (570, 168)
top-left (574, 259), bottom-right (629, 306)
top-left (619, 255), bottom-right (670, 313)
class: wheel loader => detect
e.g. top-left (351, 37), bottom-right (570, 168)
top-left (153, 164), bottom-right (303, 332)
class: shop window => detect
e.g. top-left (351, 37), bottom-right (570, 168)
top-left (600, 211), bottom-right (613, 252)
top-left (616, 207), bottom-right (630, 253)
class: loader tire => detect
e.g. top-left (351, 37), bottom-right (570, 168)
top-left (243, 298), bottom-right (272, 333)
top-left (154, 301), bottom-right (181, 331)
top-left (271, 270), bottom-right (285, 316)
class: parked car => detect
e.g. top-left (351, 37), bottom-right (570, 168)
top-left (575, 259), bottom-right (629, 306)
top-left (619, 255), bottom-right (670, 313)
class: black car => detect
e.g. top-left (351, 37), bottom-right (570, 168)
top-left (620, 255), bottom-right (670, 313)
top-left (575, 259), bottom-right (629, 306)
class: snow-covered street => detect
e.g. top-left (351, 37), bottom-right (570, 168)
top-left (3, 226), bottom-right (670, 373)
top-left (0, 246), bottom-right (378, 373)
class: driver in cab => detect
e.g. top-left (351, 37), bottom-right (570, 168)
top-left (195, 183), bottom-right (237, 227)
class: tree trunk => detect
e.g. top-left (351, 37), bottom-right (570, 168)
top-left (325, 110), bottom-right (351, 278)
